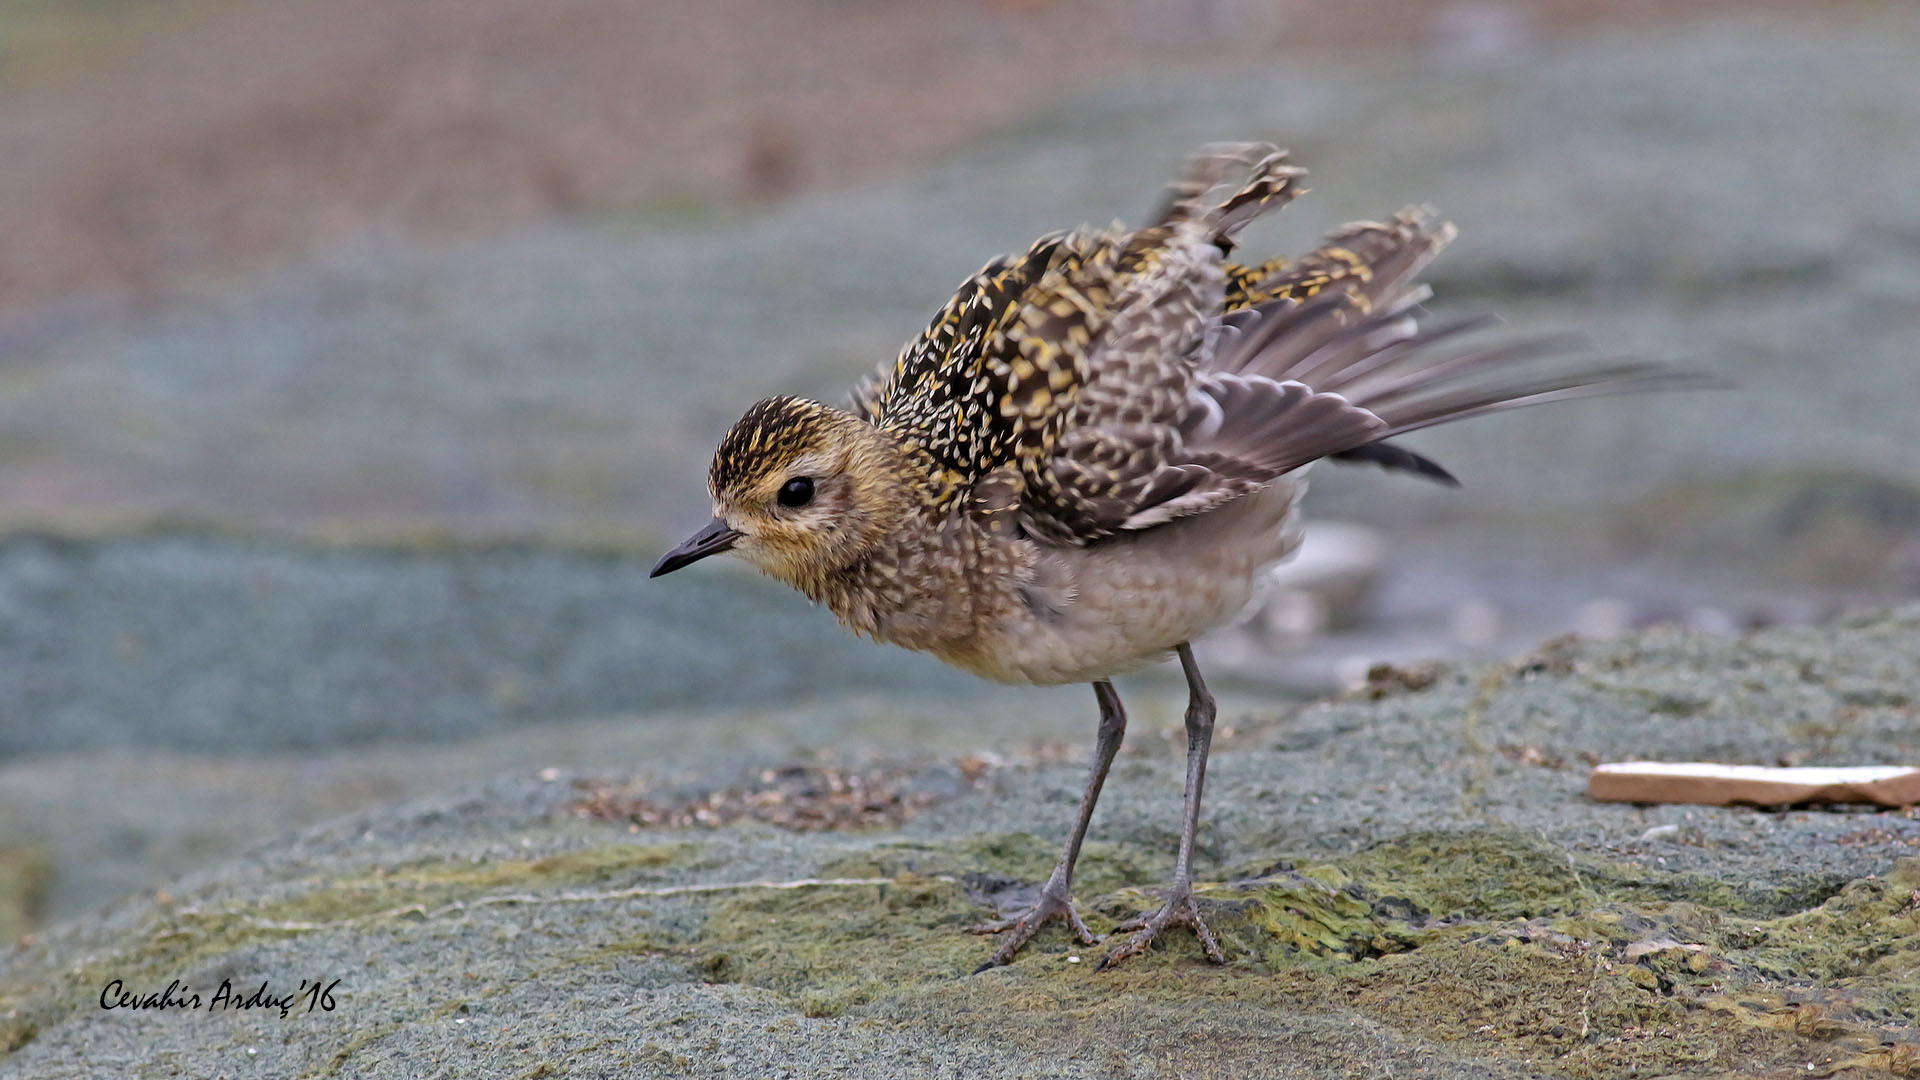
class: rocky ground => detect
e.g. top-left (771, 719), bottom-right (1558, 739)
top-left (3, 608), bottom-right (1917, 1077)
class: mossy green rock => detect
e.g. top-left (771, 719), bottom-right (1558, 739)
top-left (4, 608), bottom-right (1918, 1077)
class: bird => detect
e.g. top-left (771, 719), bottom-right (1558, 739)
top-left (649, 142), bottom-right (1704, 971)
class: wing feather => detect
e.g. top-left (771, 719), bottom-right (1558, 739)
top-left (1106, 208), bottom-right (1710, 530)
top-left (851, 144), bottom-right (1709, 546)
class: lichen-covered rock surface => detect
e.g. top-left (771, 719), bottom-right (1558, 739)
top-left (4, 608), bottom-right (1916, 1078)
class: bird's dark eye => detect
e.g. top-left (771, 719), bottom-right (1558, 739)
top-left (777, 477), bottom-right (814, 508)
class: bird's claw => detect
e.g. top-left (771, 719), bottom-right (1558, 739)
top-left (1097, 884), bottom-right (1225, 970)
top-left (969, 886), bottom-right (1096, 972)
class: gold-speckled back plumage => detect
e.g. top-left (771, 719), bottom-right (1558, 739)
top-left (851, 145), bottom-right (1320, 544)
top-left (849, 228), bottom-right (1107, 515)
top-left (845, 143), bottom-right (1484, 548)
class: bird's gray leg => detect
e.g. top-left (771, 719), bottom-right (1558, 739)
top-left (971, 680), bottom-right (1127, 972)
top-left (1098, 642), bottom-right (1226, 969)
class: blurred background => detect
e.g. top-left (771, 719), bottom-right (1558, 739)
top-left (1, 0), bottom-right (1916, 941)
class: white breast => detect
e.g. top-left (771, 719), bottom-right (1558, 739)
top-left (962, 475), bottom-right (1309, 686)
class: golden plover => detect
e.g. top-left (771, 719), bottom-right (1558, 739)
top-left (650, 143), bottom-right (1701, 970)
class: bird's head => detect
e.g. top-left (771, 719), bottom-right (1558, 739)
top-left (650, 396), bottom-right (915, 592)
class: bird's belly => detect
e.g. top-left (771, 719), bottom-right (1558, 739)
top-left (945, 478), bottom-right (1307, 686)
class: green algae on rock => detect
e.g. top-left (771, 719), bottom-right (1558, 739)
top-left (692, 833), bottom-right (1920, 1075)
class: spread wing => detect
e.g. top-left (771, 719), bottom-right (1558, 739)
top-left (855, 143), bottom-right (1708, 547)
top-left (850, 144), bottom-right (1304, 528)
top-left (1096, 207), bottom-right (1711, 533)
top-left (1078, 204), bottom-right (1710, 534)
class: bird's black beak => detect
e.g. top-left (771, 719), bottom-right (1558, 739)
top-left (649, 518), bottom-right (741, 578)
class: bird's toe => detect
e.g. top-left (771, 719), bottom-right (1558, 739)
top-left (968, 887), bottom-right (1096, 971)
top-left (1096, 885), bottom-right (1225, 970)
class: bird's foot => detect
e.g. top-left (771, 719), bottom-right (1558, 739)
top-left (1097, 882), bottom-right (1225, 970)
top-left (969, 881), bottom-right (1096, 973)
